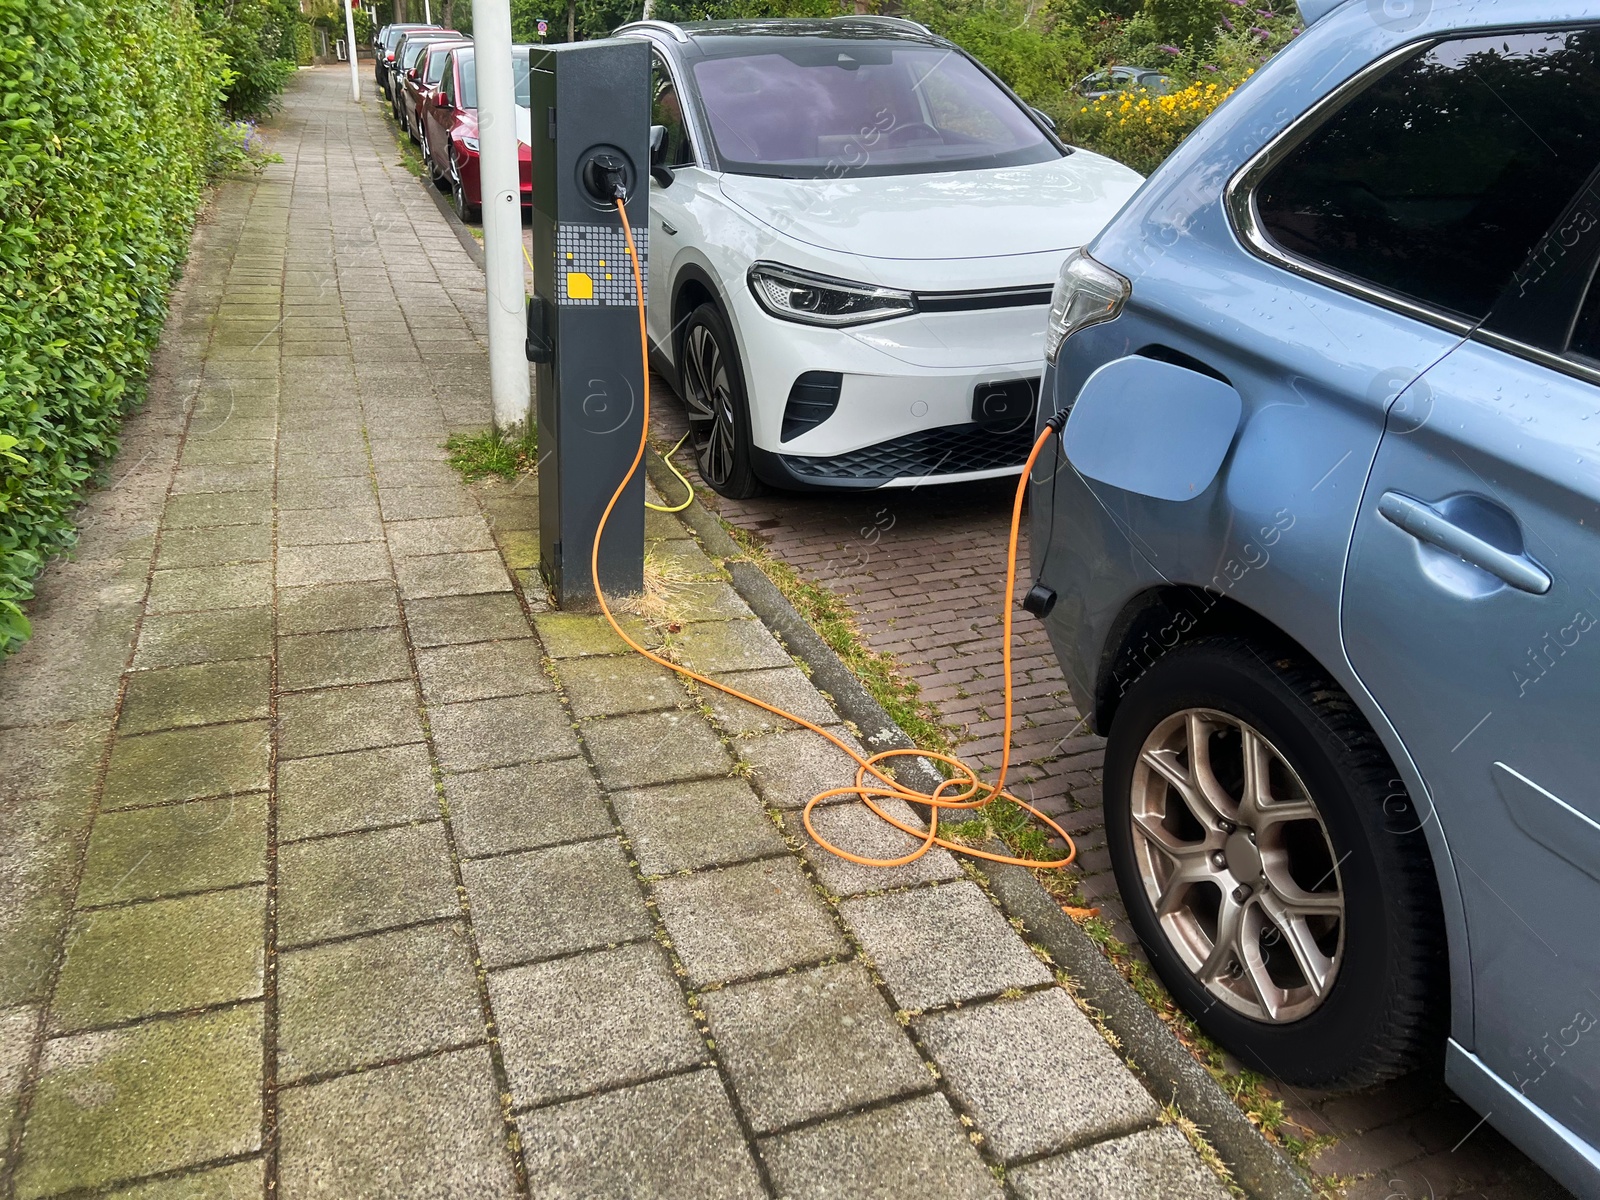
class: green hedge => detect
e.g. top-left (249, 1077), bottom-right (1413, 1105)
top-left (0, 0), bottom-right (225, 649)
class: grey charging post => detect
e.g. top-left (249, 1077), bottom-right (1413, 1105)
top-left (526, 38), bottom-right (650, 612)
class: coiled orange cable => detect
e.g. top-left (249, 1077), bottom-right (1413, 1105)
top-left (590, 197), bottom-right (1075, 873)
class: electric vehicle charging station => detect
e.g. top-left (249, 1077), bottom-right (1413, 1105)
top-left (526, 38), bottom-right (650, 611)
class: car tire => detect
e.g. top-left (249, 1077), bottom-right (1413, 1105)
top-left (424, 132), bottom-right (449, 193)
top-left (678, 303), bottom-right (765, 499)
top-left (1102, 636), bottom-right (1446, 1087)
top-left (451, 154), bottom-right (480, 223)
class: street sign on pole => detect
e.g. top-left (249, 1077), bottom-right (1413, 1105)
top-left (537, 18), bottom-right (548, 36)
top-left (343, 0), bottom-right (361, 101)
top-left (474, 0), bottom-right (532, 437)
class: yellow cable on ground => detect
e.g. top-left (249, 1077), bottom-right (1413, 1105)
top-left (594, 197), bottom-right (1076, 873)
top-left (645, 433), bottom-right (694, 513)
top-left (522, 237), bottom-right (694, 514)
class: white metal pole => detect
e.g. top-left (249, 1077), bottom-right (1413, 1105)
top-left (424, 0), bottom-right (432, 24)
top-left (343, 0), bottom-right (361, 101)
top-left (474, 0), bottom-right (531, 436)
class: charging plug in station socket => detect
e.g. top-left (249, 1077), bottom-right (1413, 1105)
top-left (580, 150), bottom-right (633, 203)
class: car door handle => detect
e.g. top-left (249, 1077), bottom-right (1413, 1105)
top-left (659, 218), bottom-right (677, 235)
top-left (1377, 492), bottom-right (1552, 595)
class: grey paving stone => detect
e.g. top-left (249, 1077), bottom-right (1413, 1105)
top-left (583, 709), bottom-right (732, 790)
top-left (278, 921), bottom-right (483, 1082)
top-left (664, 579), bottom-right (753, 622)
top-left (430, 693), bottom-right (578, 772)
top-left (276, 682), bottom-right (425, 759)
top-left (613, 777), bottom-right (785, 876)
top-left (404, 592), bottom-right (530, 646)
top-left (649, 538), bottom-right (719, 577)
top-left (171, 461), bottom-right (274, 494)
top-left (15, 1006), bottom-right (262, 1199)
top-left (119, 659), bottom-right (271, 734)
top-left (702, 962), bottom-right (929, 1133)
top-left (133, 607), bottom-right (273, 669)
top-left (277, 476), bottom-right (373, 511)
top-left (915, 989), bottom-right (1159, 1161)
top-left (147, 563), bottom-right (272, 613)
top-left (462, 838), bottom-right (650, 968)
top-left (395, 550), bottom-right (511, 599)
top-left (277, 541), bottom-right (393, 588)
top-left (675, 619), bottom-right (792, 673)
top-left (277, 823), bottom-right (458, 947)
top-left (374, 458), bottom-right (457, 489)
top-left (51, 889), bottom-right (265, 1032)
top-left (278, 627), bottom-right (411, 690)
top-left (531, 611), bottom-right (661, 658)
top-left (703, 667), bottom-right (841, 736)
top-left (278, 743), bottom-right (439, 841)
top-left (443, 759), bottom-right (612, 857)
top-left (157, 523), bottom-right (272, 569)
top-left (278, 581), bottom-right (401, 634)
top-left (78, 794), bottom-right (267, 904)
top-left (489, 942), bottom-right (705, 1109)
top-left (102, 722), bottom-right (270, 809)
top-left (277, 1047), bottom-right (518, 1199)
top-left (278, 505), bottom-right (384, 548)
top-left (0, 1005), bottom-right (39, 1170)
top-left (416, 638), bottom-right (550, 704)
top-left (759, 1093), bottom-right (1001, 1200)
top-left (840, 881), bottom-right (1052, 1011)
top-left (1009, 1126), bottom-right (1229, 1200)
top-left (737, 727), bottom-right (867, 811)
top-left (519, 1070), bottom-right (764, 1200)
top-left (556, 653), bottom-right (689, 719)
top-left (654, 858), bottom-right (844, 988)
top-left (380, 486), bottom-right (478, 521)
top-left (787, 798), bottom-right (965, 897)
top-left (162, 491), bottom-right (272, 529)
top-left (386, 515), bottom-right (495, 557)
top-left (96, 1158), bottom-right (263, 1198)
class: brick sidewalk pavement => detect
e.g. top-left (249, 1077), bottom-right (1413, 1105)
top-left (0, 66), bottom-right (1240, 1199)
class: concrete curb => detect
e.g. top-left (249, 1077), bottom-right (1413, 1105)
top-left (645, 445), bottom-right (1315, 1200)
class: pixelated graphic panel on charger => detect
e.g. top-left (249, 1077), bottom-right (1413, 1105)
top-left (556, 224), bottom-right (649, 307)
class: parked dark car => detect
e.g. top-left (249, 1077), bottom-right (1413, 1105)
top-left (419, 44), bottom-right (533, 222)
top-left (377, 23), bottom-right (439, 97)
top-left (1077, 65), bottom-right (1173, 99)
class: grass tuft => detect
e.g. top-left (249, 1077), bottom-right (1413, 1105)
top-left (445, 430), bottom-right (536, 482)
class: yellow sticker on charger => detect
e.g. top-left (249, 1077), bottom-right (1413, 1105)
top-left (566, 272), bottom-right (594, 300)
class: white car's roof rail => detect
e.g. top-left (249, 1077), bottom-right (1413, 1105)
top-left (615, 19), bottom-right (689, 42)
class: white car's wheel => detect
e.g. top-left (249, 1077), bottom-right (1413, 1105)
top-left (680, 304), bottom-right (764, 499)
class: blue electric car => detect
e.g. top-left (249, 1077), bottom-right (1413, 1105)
top-left (1032, 1), bottom-right (1600, 1193)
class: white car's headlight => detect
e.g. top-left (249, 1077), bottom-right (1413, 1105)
top-left (748, 263), bottom-right (915, 328)
top-left (1045, 250), bottom-right (1130, 365)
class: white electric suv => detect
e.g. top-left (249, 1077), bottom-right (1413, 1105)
top-left (618, 17), bottom-right (1142, 497)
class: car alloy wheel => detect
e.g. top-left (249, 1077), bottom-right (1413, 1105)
top-left (451, 153), bottom-right (479, 222)
top-left (1129, 707), bottom-right (1344, 1024)
top-left (1104, 636), bottom-right (1446, 1086)
top-left (682, 323), bottom-right (737, 490)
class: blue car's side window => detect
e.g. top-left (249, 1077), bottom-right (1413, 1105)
top-left (1255, 30), bottom-right (1600, 324)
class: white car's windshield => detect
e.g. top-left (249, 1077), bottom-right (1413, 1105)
top-left (690, 42), bottom-right (1060, 178)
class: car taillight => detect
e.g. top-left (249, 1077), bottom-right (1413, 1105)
top-left (1045, 250), bottom-right (1131, 365)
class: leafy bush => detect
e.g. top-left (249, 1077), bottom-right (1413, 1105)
top-left (195, 0), bottom-right (299, 117)
top-left (0, 0), bottom-right (228, 648)
top-left (350, 6), bottom-right (375, 46)
top-left (1065, 74), bottom-right (1242, 173)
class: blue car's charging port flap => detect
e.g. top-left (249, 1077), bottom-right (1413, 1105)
top-left (1062, 355), bottom-right (1242, 502)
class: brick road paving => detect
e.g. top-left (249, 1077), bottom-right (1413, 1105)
top-left (645, 250), bottom-right (1569, 1200)
top-left (0, 66), bottom-right (1239, 1199)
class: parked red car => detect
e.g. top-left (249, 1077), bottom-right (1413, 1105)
top-left (419, 45), bottom-right (533, 223)
top-left (400, 36), bottom-right (469, 141)
top-left (390, 30), bottom-right (463, 127)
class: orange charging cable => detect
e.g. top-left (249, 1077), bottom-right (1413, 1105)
top-left (592, 197), bottom-right (1076, 874)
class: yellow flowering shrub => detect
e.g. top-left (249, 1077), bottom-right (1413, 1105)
top-left (1065, 75), bottom-right (1244, 175)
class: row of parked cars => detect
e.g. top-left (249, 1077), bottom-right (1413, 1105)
top-left (373, 23), bottom-right (532, 221)
top-left (376, 8), bottom-right (1599, 1195)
